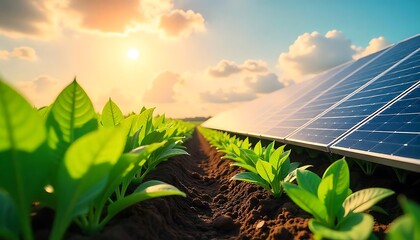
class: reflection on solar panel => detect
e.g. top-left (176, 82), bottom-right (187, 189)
top-left (202, 34), bottom-right (420, 172)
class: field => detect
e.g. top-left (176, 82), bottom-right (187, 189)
top-left (31, 130), bottom-right (419, 240)
top-left (1, 79), bottom-right (419, 240)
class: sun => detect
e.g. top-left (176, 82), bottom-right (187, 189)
top-left (127, 48), bottom-right (139, 60)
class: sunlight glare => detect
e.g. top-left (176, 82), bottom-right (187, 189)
top-left (127, 48), bottom-right (139, 60)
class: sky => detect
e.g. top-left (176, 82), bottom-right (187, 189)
top-left (0, 0), bottom-right (419, 118)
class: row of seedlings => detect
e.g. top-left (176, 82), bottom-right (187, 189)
top-left (198, 127), bottom-right (418, 240)
top-left (0, 79), bottom-right (195, 240)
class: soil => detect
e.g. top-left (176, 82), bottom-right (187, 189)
top-left (35, 129), bottom-right (420, 240)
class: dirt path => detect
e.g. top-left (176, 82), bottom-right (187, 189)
top-left (64, 129), bottom-right (419, 240)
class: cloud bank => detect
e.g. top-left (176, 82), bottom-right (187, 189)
top-left (159, 9), bottom-right (206, 38)
top-left (0, 46), bottom-right (38, 61)
top-left (278, 30), bottom-right (390, 82)
top-left (0, 0), bottom-right (206, 39)
top-left (143, 71), bottom-right (182, 103)
top-left (207, 59), bottom-right (268, 78)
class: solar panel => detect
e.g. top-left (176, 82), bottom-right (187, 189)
top-left (331, 82), bottom-right (420, 171)
top-left (263, 47), bottom-right (389, 139)
top-left (202, 34), bottom-right (420, 171)
top-left (287, 40), bottom-right (420, 147)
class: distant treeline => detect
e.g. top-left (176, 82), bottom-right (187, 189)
top-left (179, 116), bottom-right (211, 122)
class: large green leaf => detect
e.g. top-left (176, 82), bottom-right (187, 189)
top-left (101, 98), bottom-right (124, 127)
top-left (318, 159), bottom-right (350, 224)
top-left (46, 80), bottom-right (98, 160)
top-left (296, 169), bottom-right (321, 196)
top-left (309, 213), bottom-right (373, 240)
top-left (283, 182), bottom-right (327, 222)
top-left (231, 172), bottom-right (270, 190)
top-left (51, 127), bottom-right (126, 240)
top-left (0, 80), bottom-right (46, 152)
top-left (256, 160), bottom-right (275, 183)
top-left (107, 180), bottom-right (186, 220)
top-left (343, 188), bottom-right (394, 216)
top-left (0, 79), bottom-right (51, 240)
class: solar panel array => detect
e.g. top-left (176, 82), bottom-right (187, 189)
top-left (202, 34), bottom-right (420, 172)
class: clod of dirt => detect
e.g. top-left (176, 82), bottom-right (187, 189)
top-left (255, 220), bottom-right (266, 230)
top-left (192, 198), bottom-right (210, 209)
top-left (212, 215), bottom-right (235, 231)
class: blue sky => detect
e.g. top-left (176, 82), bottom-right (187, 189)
top-left (0, 0), bottom-right (419, 117)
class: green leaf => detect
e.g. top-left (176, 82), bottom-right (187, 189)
top-left (401, 198), bottom-right (420, 226)
top-left (101, 98), bottom-right (124, 127)
top-left (107, 180), bottom-right (185, 220)
top-left (0, 80), bottom-right (46, 152)
top-left (46, 80), bottom-right (98, 160)
top-left (269, 148), bottom-right (289, 171)
top-left (283, 182), bottom-right (327, 223)
top-left (263, 141), bottom-right (276, 162)
top-left (241, 137), bottom-right (250, 149)
top-left (0, 79), bottom-right (51, 240)
top-left (256, 160), bottom-right (275, 183)
top-left (254, 141), bottom-right (263, 157)
top-left (239, 148), bottom-right (259, 166)
top-left (387, 216), bottom-right (417, 240)
top-left (386, 198), bottom-right (420, 240)
top-left (0, 191), bottom-right (19, 240)
top-left (318, 158), bottom-right (350, 224)
top-left (309, 213), bottom-right (373, 240)
top-left (231, 172), bottom-right (271, 191)
top-left (343, 188), bottom-right (394, 216)
top-left (230, 162), bottom-right (257, 174)
top-left (296, 169), bottom-right (321, 196)
top-left (135, 108), bottom-right (155, 145)
top-left (51, 127), bottom-right (126, 240)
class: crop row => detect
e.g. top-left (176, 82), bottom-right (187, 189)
top-left (0, 78), bottom-right (195, 240)
top-left (198, 127), bottom-right (419, 240)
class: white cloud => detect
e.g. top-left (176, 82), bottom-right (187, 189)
top-left (143, 71), bottom-right (182, 103)
top-left (0, 46), bottom-right (38, 61)
top-left (278, 30), bottom-right (392, 82)
top-left (353, 36), bottom-right (390, 60)
top-left (0, 0), bottom-right (205, 39)
top-left (159, 9), bottom-right (206, 38)
top-left (207, 59), bottom-right (269, 78)
top-left (18, 75), bottom-right (62, 107)
top-left (279, 30), bottom-right (355, 81)
top-left (200, 88), bottom-right (256, 103)
top-left (207, 60), bottom-right (242, 78)
top-left (244, 73), bottom-right (285, 93)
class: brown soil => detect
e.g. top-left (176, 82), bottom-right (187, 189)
top-left (36, 129), bottom-right (420, 240)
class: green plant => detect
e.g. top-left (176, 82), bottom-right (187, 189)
top-left (386, 197), bottom-right (420, 240)
top-left (353, 159), bottom-right (377, 176)
top-left (231, 142), bottom-right (310, 198)
top-left (283, 158), bottom-right (394, 240)
top-left (392, 168), bottom-right (408, 183)
top-left (0, 78), bottom-right (192, 240)
top-left (0, 79), bottom-right (54, 240)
